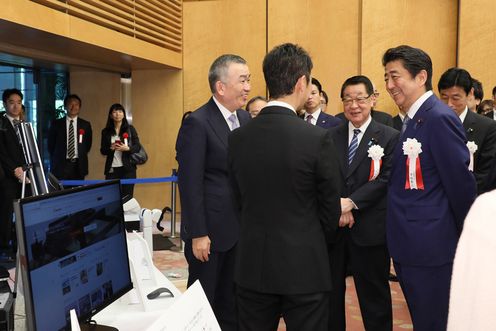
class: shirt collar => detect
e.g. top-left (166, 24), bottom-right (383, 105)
top-left (406, 90), bottom-right (433, 120)
top-left (348, 113), bottom-right (372, 133)
top-left (459, 106), bottom-right (469, 123)
top-left (305, 108), bottom-right (321, 120)
top-left (67, 115), bottom-right (78, 122)
top-left (266, 100), bottom-right (296, 114)
top-left (212, 96), bottom-right (236, 121)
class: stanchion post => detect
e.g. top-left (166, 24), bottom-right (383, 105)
top-left (170, 169), bottom-right (183, 252)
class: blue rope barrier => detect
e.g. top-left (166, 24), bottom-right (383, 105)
top-left (61, 176), bottom-right (178, 186)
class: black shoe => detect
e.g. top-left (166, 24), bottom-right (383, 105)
top-left (388, 273), bottom-right (399, 282)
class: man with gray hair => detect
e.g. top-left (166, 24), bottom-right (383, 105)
top-left (176, 54), bottom-right (251, 330)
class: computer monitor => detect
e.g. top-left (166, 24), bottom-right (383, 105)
top-left (14, 180), bottom-right (133, 331)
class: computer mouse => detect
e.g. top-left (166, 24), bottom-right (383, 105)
top-left (147, 287), bottom-right (174, 300)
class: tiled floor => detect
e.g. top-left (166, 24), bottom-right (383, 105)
top-left (152, 235), bottom-right (413, 330)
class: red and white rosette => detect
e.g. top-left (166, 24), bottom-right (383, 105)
top-left (78, 129), bottom-right (85, 143)
top-left (402, 138), bottom-right (424, 190)
top-left (367, 145), bottom-right (384, 181)
top-left (466, 141), bottom-right (478, 172)
top-left (123, 132), bottom-right (129, 146)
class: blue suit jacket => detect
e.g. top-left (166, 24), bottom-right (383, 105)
top-left (175, 97), bottom-right (251, 252)
top-left (316, 112), bottom-right (341, 129)
top-left (386, 94), bottom-right (476, 266)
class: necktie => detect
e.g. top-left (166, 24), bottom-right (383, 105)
top-left (348, 129), bottom-right (361, 164)
top-left (228, 113), bottom-right (239, 131)
top-left (12, 119), bottom-right (22, 144)
top-left (68, 119), bottom-right (75, 159)
top-left (306, 114), bottom-right (313, 123)
top-left (401, 115), bottom-right (410, 135)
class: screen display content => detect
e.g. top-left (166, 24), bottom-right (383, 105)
top-left (14, 181), bottom-right (133, 331)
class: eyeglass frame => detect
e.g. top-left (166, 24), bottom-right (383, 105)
top-left (341, 93), bottom-right (374, 106)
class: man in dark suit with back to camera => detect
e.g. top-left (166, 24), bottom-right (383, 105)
top-left (302, 77), bottom-right (341, 128)
top-left (228, 43), bottom-right (341, 331)
top-left (0, 89), bottom-right (27, 258)
top-left (328, 75), bottom-right (398, 331)
top-left (438, 67), bottom-right (496, 195)
top-left (175, 54), bottom-right (251, 330)
top-left (383, 45), bottom-right (476, 330)
top-left (48, 94), bottom-right (92, 180)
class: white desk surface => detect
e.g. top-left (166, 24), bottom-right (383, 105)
top-left (93, 266), bottom-right (181, 331)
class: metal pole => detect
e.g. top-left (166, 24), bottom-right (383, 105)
top-left (170, 169), bottom-right (177, 238)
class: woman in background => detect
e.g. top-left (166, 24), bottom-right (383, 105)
top-left (100, 103), bottom-right (140, 198)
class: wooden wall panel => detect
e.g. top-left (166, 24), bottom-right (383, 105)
top-left (69, 71), bottom-right (121, 180)
top-left (131, 69), bottom-right (183, 209)
top-left (361, 0), bottom-right (458, 115)
top-left (183, 0), bottom-right (267, 114)
top-left (458, 0), bottom-right (496, 100)
top-left (268, 0), bottom-right (360, 115)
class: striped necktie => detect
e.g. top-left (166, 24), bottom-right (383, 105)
top-left (348, 129), bottom-right (361, 164)
top-left (68, 119), bottom-right (75, 159)
top-left (401, 115), bottom-right (410, 135)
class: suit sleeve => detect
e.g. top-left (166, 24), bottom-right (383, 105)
top-left (85, 121), bottom-right (92, 153)
top-left (47, 120), bottom-right (56, 156)
top-left (316, 131), bottom-right (342, 235)
top-left (473, 120), bottom-right (496, 194)
top-left (349, 130), bottom-right (400, 210)
top-left (176, 115), bottom-right (209, 238)
top-left (431, 114), bottom-right (476, 232)
top-left (127, 125), bottom-right (141, 154)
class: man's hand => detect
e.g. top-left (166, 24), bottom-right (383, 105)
top-left (339, 211), bottom-right (355, 228)
top-left (340, 197), bottom-right (355, 213)
top-left (192, 236), bottom-right (211, 262)
top-left (14, 167), bottom-right (23, 181)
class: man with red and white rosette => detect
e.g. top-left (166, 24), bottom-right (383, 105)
top-left (327, 75), bottom-right (399, 331)
top-left (383, 46), bottom-right (476, 331)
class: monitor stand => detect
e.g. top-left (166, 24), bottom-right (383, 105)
top-left (80, 323), bottom-right (118, 331)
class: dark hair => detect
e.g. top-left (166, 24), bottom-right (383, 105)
top-left (472, 78), bottom-right (483, 101)
top-left (311, 78), bottom-right (322, 94)
top-left (478, 99), bottom-right (494, 114)
top-left (382, 45), bottom-right (433, 91)
top-left (64, 94), bottom-right (82, 108)
top-left (2, 88), bottom-right (23, 103)
top-left (492, 86), bottom-right (496, 98)
top-left (321, 90), bottom-right (328, 104)
top-left (437, 67), bottom-right (473, 95)
top-left (105, 103), bottom-right (129, 135)
top-left (263, 43), bottom-right (313, 99)
top-left (340, 75), bottom-right (374, 98)
top-left (208, 54), bottom-right (247, 94)
top-left (245, 96), bottom-right (267, 112)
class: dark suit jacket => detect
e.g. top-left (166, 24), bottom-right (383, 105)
top-left (0, 114), bottom-right (25, 180)
top-left (463, 110), bottom-right (496, 194)
top-left (387, 94), bottom-right (476, 266)
top-left (47, 116), bottom-right (92, 178)
top-left (337, 110), bottom-right (394, 128)
top-left (316, 111), bottom-right (341, 129)
top-left (176, 97), bottom-right (251, 252)
top-left (485, 111), bottom-right (495, 120)
top-left (393, 115), bottom-right (403, 131)
top-left (100, 125), bottom-right (140, 175)
top-left (330, 119), bottom-right (399, 246)
top-left (228, 105), bottom-right (341, 295)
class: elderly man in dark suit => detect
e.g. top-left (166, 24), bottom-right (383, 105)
top-left (438, 67), bottom-right (496, 195)
top-left (0, 89), bottom-right (27, 258)
top-left (383, 45), bottom-right (476, 330)
top-left (176, 54), bottom-right (251, 330)
top-left (228, 43), bottom-right (341, 331)
top-left (328, 75), bottom-right (398, 331)
top-left (48, 94), bottom-right (92, 180)
top-left (302, 77), bottom-right (341, 128)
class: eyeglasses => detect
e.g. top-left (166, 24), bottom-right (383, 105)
top-left (341, 94), bottom-right (373, 106)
